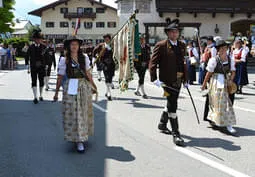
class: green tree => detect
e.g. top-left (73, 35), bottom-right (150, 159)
top-left (27, 25), bottom-right (40, 40)
top-left (0, 0), bottom-right (15, 33)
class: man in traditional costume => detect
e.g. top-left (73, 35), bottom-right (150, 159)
top-left (134, 34), bottom-right (151, 99)
top-left (93, 34), bottom-right (115, 101)
top-left (150, 18), bottom-right (188, 146)
top-left (27, 29), bottom-right (47, 104)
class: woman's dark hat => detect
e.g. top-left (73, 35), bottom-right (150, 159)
top-left (64, 35), bottom-right (83, 49)
top-left (207, 36), bottom-right (214, 42)
top-left (103, 34), bottom-right (112, 39)
top-left (164, 18), bottom-right (180, 34)
top-left (32, 29), bottom-right (44, 39)
top-left (215, 39), bottom-right (229, 49)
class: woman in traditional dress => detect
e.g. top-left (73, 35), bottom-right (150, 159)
top-left (201, 39), bottom-right (237, 134)
top-left (53, 36), bottom-right (97, 153)
top-left (233, 40), bottom-right (249, 94)
top-left (187, 41), bottom-right (199, 85)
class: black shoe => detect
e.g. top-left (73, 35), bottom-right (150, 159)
top-left (173, 134), bottom-right (184, 146)
top-left (45, 86), bottom-right (49, 91)
top-left (108, 96), bottom-right (112, 101)
top-left (39, 97), bottom-right (43, 101)
top-left (142, 94), bottom-right (148, 99)
top-left (158, 112), bottom-right (169, 131)
top-left (112, 85), bottom-right (115, 89)
top-left (158, 122), bottom-right (168, 131)
top-left (98, 78), bottom-right (102, 82)
top-left (33, 98), bottom-right (38, 104)
top-left (134, 91), bottom-right (141, 96)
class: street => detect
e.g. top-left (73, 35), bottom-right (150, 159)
top-left (0, 60), bottom-right (255, 177)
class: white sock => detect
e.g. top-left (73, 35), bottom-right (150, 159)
top-left (106, 83), bottom-right (111, 96)
top-left (32, 87), bottom-right (37, 99)
top-left (140, 84), bottom-right (146, 95)
top-left (39, 87), bottom-right (43, 97)
top-left (136, 85), bottom-right (140, 92)
top-left (77, 142), bottom-right (84, 151)
top-left (98, 71), bottom-right (102, 79)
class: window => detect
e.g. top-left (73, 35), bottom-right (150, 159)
top-left (136, 0), bottom-right (151, 13)
top-left (60, 22), bottom-right (69, 28)
top-left (108, 22), bottom-right (116, 28)
top-left (84, 8), bottom-right (93, 14)
top-left (72, 21), bottom-right (80, 28)
top-left (96, 8), bottom-right (105, 13)
top-left (96, 22), bottom-right (105, 28)
top-left (84, 22), bottom-right (93, 29)
top-left (120, 1), bottom-right (134, 13)
top-left (96, 39), bottom-right (104, 44)
top-left (77, 7), bottom-right (84, 14)
top-left (46, 22), bottom-right (54, 28)
top-left (60, 8), bottom-right (68, 14)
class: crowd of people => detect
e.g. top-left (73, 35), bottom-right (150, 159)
top-left (0, 43), bottom-right (18, 70)
top-left (20, 18), bottom-right (254, 153)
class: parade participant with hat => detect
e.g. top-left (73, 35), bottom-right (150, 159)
top-left (44, 40), bottom-right (56, 91)
top-left (26, 29), bottom-right (47, 104)
top-left (201, 39), bottom-right (237, 134)
top-left (93, 34), bottom-right (115, 101)
top-left (187, 41), bottom-right (199, 85)
top-left (53, 35), bottom-right (97, 153)
top-left (134, 33), bottom-right (151, 99)
top-left (84, 40), bottom-right (94, 67)
top-left (150, 18), bottom-right (188, 146)
top-left (233, 39), bottom-right (249, 94)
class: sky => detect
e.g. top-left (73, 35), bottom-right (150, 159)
top-left (13, 0), bottom-right (117, 25)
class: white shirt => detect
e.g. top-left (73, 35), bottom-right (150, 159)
top-left (169, 40), bottom-right (178, 46)
top-left (188, 47), bottom-right (199, 58)
top-left (57, 54), bottom-right (91, 76)
top-left (232, 48), bottom-right (247, 62)
top-left (206, 57), bottom-right (236, 73)
top-left (0, 47), bottom-right (7, 56)
top-left (207, 43), bottom-right (217, 58)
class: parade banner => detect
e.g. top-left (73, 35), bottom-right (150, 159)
top-left (112, 13), bottom-right (141, 91)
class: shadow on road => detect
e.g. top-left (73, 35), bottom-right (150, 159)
top-left (182, 135), bottom-right (241, 151)
top-left (0, 98), bottom-right (135, 177)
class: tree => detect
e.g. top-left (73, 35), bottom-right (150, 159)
top-left (27, 25), bottom-right (41, 40)
top-left (0, 0), bottom-right (15, 33)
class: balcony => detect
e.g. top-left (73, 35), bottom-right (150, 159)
top-left (64, 12), bottom-right (96, 19)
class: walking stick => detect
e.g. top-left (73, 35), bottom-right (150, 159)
top-left (186, 87), bottom-right (200, 124)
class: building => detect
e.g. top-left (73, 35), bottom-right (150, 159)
top-left (11, 19), bottom-right (33, 38)
top-left (116, 0), bottom-right (255, 45)
top-left (28, 0), bottom-right (119, 44)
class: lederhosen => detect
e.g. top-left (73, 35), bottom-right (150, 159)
top-left (28, 44), bottom-right (46, 87)
top-left (45, 47), bottom-right (56, 77)
top-left (134, 44), bottom-right (150, 85)
top-left (102, 48), bottom-right (115, 83)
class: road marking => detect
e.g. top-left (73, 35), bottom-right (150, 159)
top-left (93, 103), bottom-right (108, 113)
top-left (92, 100), bottom-right (252, 177)
top-left (175, 146), bottom-right (251, 177)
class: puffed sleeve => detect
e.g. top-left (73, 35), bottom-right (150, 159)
top-left (206, 57), bottom-right (217, 73)
top-left (57, 57), bottom-right (66, 76)
top-left (230, 58), bottom-right (236, 71)
top-left (211, 47), bottom-right (217, 58)
top-left (240, 49), bottom-right (247, 62)
top-left (84, 54), bottom-right (91, 71)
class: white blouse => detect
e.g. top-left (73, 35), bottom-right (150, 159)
top-left (57, 54), bottom-right (91, 76)
top-left (188, 47), bottom-right (199, 58)
top-left (232, 48), bottom-right (247, 62)
top-left (206, 57), bottom-right (236, 73)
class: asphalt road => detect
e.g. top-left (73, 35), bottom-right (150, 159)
top-left (0, 60), bottom-right (254, 177)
